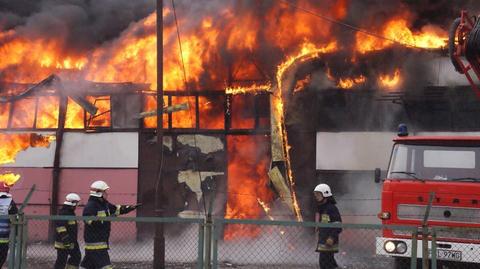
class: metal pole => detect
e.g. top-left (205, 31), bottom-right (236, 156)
top-left (13, 214), bottom-right (23, 269)
top-left (431, 229), bottom-right (437, 269)
top-left (204, 215), bottom-right (212, 269)
top-left (153, 0), bottom-right (165, 268)
top-left (49, 94), bottom-right (67, 241)
top-left (421, 192), bottom-right (435, 269)
top-left (7, 217), bottom-right (17, 269)
top-left (410, 230), bottom-right (418, 269)
top-left (15, 185), bottom-right (35, 269)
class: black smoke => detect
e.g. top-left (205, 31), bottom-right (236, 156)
top-left (0, 0), bottom-right (155, 53)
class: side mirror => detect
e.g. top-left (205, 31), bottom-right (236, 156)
top-left (374, 168), bottom-right (381, 183)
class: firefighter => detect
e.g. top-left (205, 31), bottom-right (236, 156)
top-left (314, 183), bottom-right (342, 269)
top-left (0, 183), bottom-right (17, 268)
top-left (54, 193), bottom-right (81, 269)
top-left (80, 180), bottom-right (139, 269)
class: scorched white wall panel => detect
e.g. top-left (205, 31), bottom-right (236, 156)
top-left (1, 145), bottom-right (56, 167)
top-left (60, 132), bottom-right (138, 168)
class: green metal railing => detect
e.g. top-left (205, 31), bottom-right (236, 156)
top-left (2, 213), bottom-right (480, 268)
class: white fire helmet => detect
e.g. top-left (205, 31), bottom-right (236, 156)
top-left (64, 193), bottom-right (81, 206)
top-left (90, 180), bottom-right (110, 197)
top-left (313, 183), bottom-right (332, 197)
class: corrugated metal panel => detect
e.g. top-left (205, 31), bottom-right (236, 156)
top-left (0, 167), bottom-right (53, 204)
top-left (60, 132), bottom-right (138, 168)
top-left (58, 169), bottom-right (138, 206)
top-left (397, 204), bottom-right (480, 224)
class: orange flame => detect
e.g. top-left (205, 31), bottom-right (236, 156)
top-left (273, 42), bottom-right (338, 222)
top-left (65, 97), bottom-right (85, 129)
top-left (224, 135), bottom-right (273, 240)
top-left (143, 95), bottom-right (169, 129)
top-left (225, 83), bottom-right (271, 95)
top-left (171, 96), bottom-right (196, 128)
top-left (379, 69), bottom-right (401, 89)
top-left (356, 18), bottom-right (447, 54)
top-left (0, 173), bottom-right (20, 187)
top-left (36, 96), bottom-right (59, 128)
top-left (257, 198), bottom-right (275, 221)
top-left (0, 133), bottom-right (55, 165)
top-left (338, 75), bottom-right (366, 89)
top-left (198, 96), bottom-right (224, 129)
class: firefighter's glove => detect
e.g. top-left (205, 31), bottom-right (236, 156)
top-left (123, 204), bottom-right (138, 213)
top-left (325, 237), bottom-right (334, 247)
top-left (129, 203), bottom-right (142, 210)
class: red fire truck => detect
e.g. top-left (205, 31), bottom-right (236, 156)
top-left (375, 126), bottom-right (480, 268)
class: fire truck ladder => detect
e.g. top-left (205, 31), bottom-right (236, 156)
top-left (449, 10), bottom-right (480, 99)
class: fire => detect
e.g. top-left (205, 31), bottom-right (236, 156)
top-left (0, 37), bottom-right (87, 82)
top-left (272, 42), bottom-right (339, 222)
top-left (257, 198), bottom-right (274, 221)
top-left (224, 135), bottom-right (273, 240)
top-left (293, 75), bottom-right (311, 92)
top-left (337, 75), bottom-right (366, 89)
top-left (0, 173), bottom-right (20, 187)
top-left (225, 83), bottom-right (272, 95)
top-left (171, 97), bottom-right (196, 128)
top-left (0, 103), bottom-right (10, 128)
top-left (356, 18), bottom-right (447, 54)
top-left (65, 98), bottom-right (85, 129)
top-left (36, 96), bottom-right (59, 128)
top-left (198, 96), bottom-right (224, 129)
top-left (86, 96), bottom-right (110, 127)
top-left (143, 95), bottom-right (168, 129)
top-left (379, 69), bottom-right (401, 89)
top-left (0, 133), bottom-right (55, 165)
top-left (0, 1), bottom-right (455, 239)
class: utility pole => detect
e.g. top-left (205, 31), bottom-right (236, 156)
top-left (153, 0), bottom-right (165, 268)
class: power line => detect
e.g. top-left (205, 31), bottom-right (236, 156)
top-left (171, 0), bottom-right (208, 216)
top-left (278, 0), bottom-right (434, 50)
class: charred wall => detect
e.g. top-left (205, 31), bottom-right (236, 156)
top-left (300, 85), bottom-right (480, 223)
top-left (287, 84), bottom-right (480, 222)
top-left (314, 86), bottom-right (480, 132)
top-left (137, 132), bottom-right (226, 236)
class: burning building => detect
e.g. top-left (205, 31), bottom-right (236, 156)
top-left (1, 0), bottom-right (480, 242)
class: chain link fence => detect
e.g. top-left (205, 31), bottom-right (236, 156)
top-left (2, 216), bottom-right (480, 268)
top-left (6, 215), bottom-right (203, 269)
top-left (212, 219), bottom-right (420, 269)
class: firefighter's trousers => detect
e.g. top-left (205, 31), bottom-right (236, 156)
top-left (54, 242), bottom-right (81, 269)
top-left (0, 243), bottom-right (8, 268)
top-left (80, 249), bottom-right (112, 269)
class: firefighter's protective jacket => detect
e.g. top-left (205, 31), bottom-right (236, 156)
top-left (54, 205), bottom-right (78, 250)
top-left (316, 200), bottom-right (342, 252)
top-left (82, 196), bottom-right (135, 250)
top-left (0, 195), bottom-right (17, 244)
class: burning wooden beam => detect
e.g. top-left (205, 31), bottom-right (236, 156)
top-left (268, 166), bottom-right (295, 215)
top-left (134, 102), bottom-right (189, 119)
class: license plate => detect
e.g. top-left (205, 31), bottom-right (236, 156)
top-left (437, 249), bottom-right (462, 261)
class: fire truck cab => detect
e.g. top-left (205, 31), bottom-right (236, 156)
top-left (375, 127), bottom-right (480, 267)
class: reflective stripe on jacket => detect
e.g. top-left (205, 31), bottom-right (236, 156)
top-left (54, 205), bottom-right (78, 250)
top-left (316, 200), bottom-right (342, 252)
top-left (0, 196), bottom-right (17, 244)
top-left (83, 196), bottom-right (135, 248)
